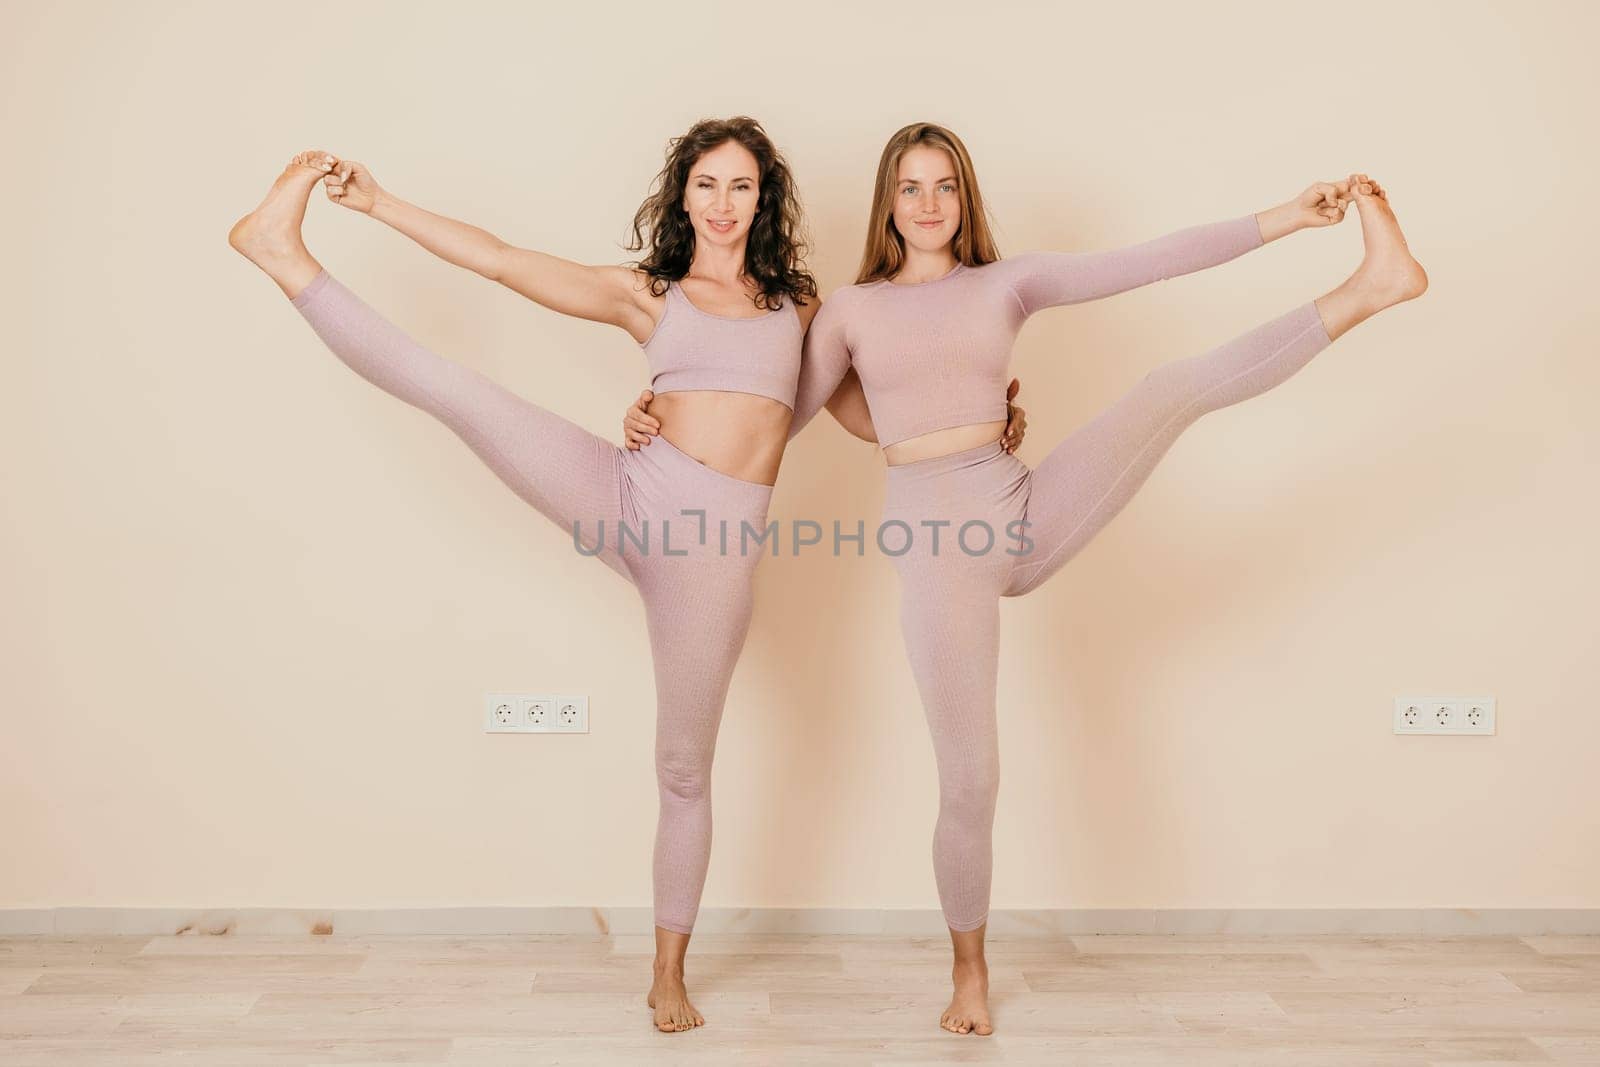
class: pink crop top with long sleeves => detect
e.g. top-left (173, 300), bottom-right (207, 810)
top-left (788, 213), bottom-right (1266, 446)
top-left (642, 279), bottom-right (805, 407)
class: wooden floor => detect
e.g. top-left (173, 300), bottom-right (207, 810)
top-left (2, 932), bottom-right (1598, 1064)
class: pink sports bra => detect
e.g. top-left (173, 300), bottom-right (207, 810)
top-left (641, 279), bottom-right (804, 408)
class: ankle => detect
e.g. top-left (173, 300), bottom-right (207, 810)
top-left (1326, 278), bottom-right (1383, 326)
top-left (652, 959), bottom-right (686, 980)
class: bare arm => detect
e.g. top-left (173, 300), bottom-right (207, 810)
top-left (317, 158), bottom-right (648, 336)
top-left (365, 190), bottom-right (504, 278)
top-left (489, 243), bottom-right (649, 335)
top-left (369, 191), bottom-right (645, 334)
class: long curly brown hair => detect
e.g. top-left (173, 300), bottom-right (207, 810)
top-left (628, 117), bottom-right (817, 311)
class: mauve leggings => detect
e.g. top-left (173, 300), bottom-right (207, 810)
top-left (884, 301), bottom-right (1334, 931)
top-left (291, 270), bottom-right (774, 934)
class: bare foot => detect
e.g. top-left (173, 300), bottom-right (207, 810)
top-left (940, 958), bottom-right (993, 1036)
top-left (227, 151), bottom-right (333, 273)
top-left (1345, 174), bottom-right (1428, 313)
top-left (646, 965), bottom-right (705, 1033)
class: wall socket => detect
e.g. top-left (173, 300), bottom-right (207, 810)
top-left (484, 693), bottom-right (589, 734)
top-left (1393, 696), bottom-right (1496, 735)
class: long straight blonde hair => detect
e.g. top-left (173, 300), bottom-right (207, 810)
top-left (855, 122), bottom-right (1002, 284)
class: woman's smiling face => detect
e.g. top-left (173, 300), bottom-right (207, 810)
top-left (892, 145), bottom-right (961, 254)
top-left (681, 139), bottom-right (761, 249)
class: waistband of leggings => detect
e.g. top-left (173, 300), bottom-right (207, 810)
top-left (640, 432), bottom-right (775, 513)
top-left (884, 439), bottom-right (1011, 487)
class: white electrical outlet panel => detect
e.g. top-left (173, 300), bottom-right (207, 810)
top-left (1393, 696), bottom-right (1496, 735)
top-left (483, 693), bottom-right (588, 734)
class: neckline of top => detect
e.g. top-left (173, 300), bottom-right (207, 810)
top-left (670, 280), bottom-right (784, 321)
top-left (883, 262), bottom-right (967, 288)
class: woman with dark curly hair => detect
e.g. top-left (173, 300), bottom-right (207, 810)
top-left (226, 117), bottom-right (1022, 1034)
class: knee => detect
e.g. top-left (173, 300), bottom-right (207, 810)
top-left (939, 760), bottom-right (1000, 823)
top-left (1141, 358), bottom-right (1211, 423)
top-left (656, 749), bottom-right (712, 805)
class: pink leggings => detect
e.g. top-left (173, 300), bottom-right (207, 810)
top-left (291, 271), bottom-right (773, 934)
top-left (883, 301), bottom-right (1333, 931)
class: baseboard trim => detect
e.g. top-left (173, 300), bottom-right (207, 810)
top-left (3, 907), bottom-right (1598, 937)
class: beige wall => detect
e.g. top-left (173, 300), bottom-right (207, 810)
top-left (3, 0), bottom-right (1595, 915)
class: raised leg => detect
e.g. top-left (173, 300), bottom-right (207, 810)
top-left (283, 272), bottom-right (631, 580)
top-left (1006, 178), bottom-right (1426, 597)
top-left (1004, 300), bottom-right (1330, 596)
top-left (233, 155), bottom-right (630, 576)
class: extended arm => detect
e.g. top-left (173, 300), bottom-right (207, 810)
top-left (369, 191), bottom-right (641, 330)
top-left (1003, 213), bottom-right (1266, 315)
top-left (316, 157), bottom-right (642, 333)
top-left (1004, 186), bottom-right (1348, 316)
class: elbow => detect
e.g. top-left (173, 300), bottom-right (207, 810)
top-left (481, 240), bottom-right (509, 283)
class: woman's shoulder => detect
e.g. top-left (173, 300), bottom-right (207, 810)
top-left (815, 281), bottom-right (884, 326)
top-left (796, 282), bottom-right (876, 342)
top-left (824, 280), bottom-right (886, 310)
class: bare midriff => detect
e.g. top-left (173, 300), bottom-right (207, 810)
top-left (646, 390), bottom-right (793, 485)
top-left (883, 419), bottom-right (1008, 466)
